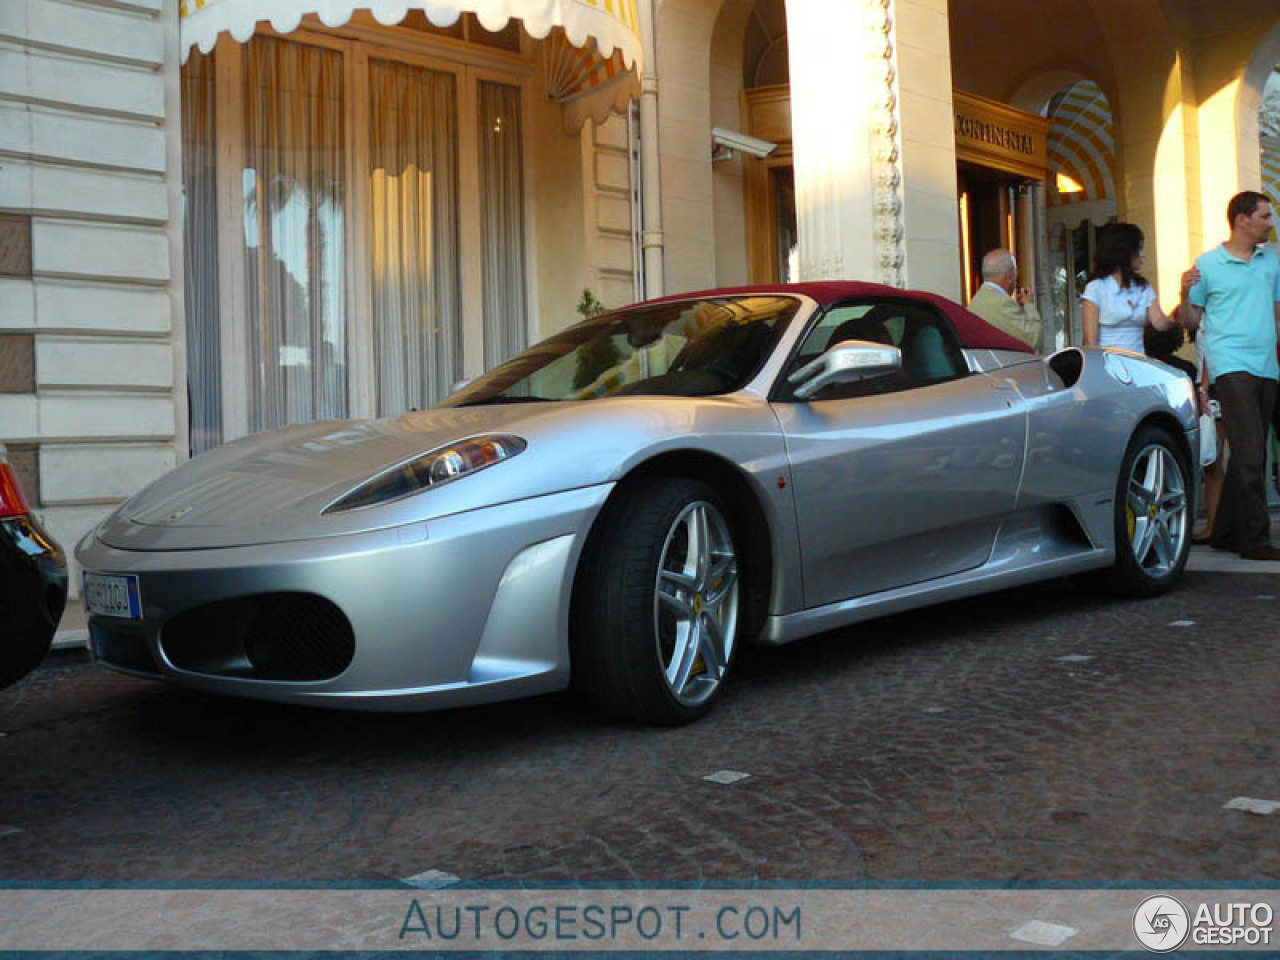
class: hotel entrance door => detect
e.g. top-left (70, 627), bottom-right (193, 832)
top-left (957, 163), bottom-right (1038, 302)
top-left (953, 91), bottom-right (1050, 336)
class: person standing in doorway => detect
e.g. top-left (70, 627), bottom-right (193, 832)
top-left (1082, 223), bottom-right (1178, 353)
top-left (1181, 191), bottom-right (1280, 561)
top-left (966, 248), bottom-right (1043, 352)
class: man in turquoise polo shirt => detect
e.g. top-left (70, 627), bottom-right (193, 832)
top-left (1181, 190), bottom-right (1280, 561)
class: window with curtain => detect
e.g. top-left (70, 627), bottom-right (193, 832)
top-left (180, 49), bottom-right (222, 455)
top-left (477, 81), bottom-right (527, 368)
top-left (368, 59), bottom-right (461, 414)
top-left (242, 35), bottom-right (348, 431)
top-left (180, 29), bottom-right (533, 445)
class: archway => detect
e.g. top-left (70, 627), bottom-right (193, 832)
top-left (1010, 72), bottom-right (1118, 347)
top-left (1238, 22), bottom-right (1280, 202)
top-left (708, 0), bottom-right (758, 285)
top-left (722, 0), bottom-right (794, 284)
top-left (1043, 80), bottom-right (1118, 346)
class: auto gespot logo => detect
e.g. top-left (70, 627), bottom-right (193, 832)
top-left (1133, 895), bottom-right (1275, 951)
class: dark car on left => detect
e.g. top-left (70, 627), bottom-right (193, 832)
top-left (0, 444), bottom-right (67, 688)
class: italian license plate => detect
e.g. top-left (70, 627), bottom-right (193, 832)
top-left (83, 573), bottom-right (142, 619)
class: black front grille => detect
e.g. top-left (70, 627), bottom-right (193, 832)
top-left (244, 594), bottom-right (354, 681)
top-left (161, 593), bottom-right (354, 683)
top-left (91, 621), bottom-right (161, 676)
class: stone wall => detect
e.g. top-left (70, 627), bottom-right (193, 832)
top-left (0, 0), bottom-right (185, 598)
top-left (581, 114), bottom-right (640, 309)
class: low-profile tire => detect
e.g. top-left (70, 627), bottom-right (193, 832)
top-left (572, 477), bottom-right (740, 725)
top-left (1106, 424), bottom-right (1192, 597)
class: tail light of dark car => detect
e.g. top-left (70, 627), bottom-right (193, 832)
top-left (0, 452), bottom-right (31, 518)
top-left (0, 443), bottom-right (69, 689)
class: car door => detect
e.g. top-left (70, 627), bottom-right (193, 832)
top-left (771, 298), bottom-right (1027, 608)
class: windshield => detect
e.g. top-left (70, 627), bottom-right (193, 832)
top-left (443, 295), bottom-right (801, 406)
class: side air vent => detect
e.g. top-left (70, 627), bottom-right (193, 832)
top-left (1049, 503), bottom-right (1095, 549)
top-left (1048, 348), bottom-right (1084, 389)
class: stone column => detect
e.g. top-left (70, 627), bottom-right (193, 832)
top-left (785, 0), bottom-right (883, 283)
top-left (785, 0), bottom-right (958, 295)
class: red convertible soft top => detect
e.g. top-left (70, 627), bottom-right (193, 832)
top-left (645, 281), bottom-right (1035, 354)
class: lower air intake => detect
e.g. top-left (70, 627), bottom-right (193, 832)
top-left (91, 621), bottom-right (162, 676)
top-left (162, 593), bottom-right (354, 682)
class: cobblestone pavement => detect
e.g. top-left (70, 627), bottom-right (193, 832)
top-left (1, 566), bottom-right (1278, 884)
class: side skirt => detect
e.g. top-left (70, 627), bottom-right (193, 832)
top-left (760, 508), bottom-right (1113, 646)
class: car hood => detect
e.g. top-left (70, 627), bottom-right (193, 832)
top-left (93, 397), bottom-right (768, 551)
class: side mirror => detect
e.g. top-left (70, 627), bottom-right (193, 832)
top-left (788, 340), bottom-right (902, 399)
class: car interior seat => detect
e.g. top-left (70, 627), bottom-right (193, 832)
top-left (904, 325), bottom-right (955, 382)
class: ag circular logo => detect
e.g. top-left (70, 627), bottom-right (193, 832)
top-left (1133, 895), bottom-right (1190, 952)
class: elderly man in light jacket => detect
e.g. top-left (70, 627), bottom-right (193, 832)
top-left (966, 248), bottom-right (1043, 352)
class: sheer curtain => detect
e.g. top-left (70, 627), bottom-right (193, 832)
top-left (180, 50), bottom-right (222, 454)
top-left (477, 81), bottom-right (527, 369)
top-left (368, 60), bottom-right (460, 414)
top-left (242, 36), bottom-right (347, 432)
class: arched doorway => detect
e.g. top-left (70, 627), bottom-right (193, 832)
top-left (1042, 79), bottom-right (1118, 348)
top-left (738, 0), bottom-right (795, 283)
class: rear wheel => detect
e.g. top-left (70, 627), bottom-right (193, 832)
top-left (572, 477), bottom-right (740, 725)
top-left (1109, 425), bottom-right (1191, 596)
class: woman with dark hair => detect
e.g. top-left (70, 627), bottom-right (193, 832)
top-left (1081, 222), bottom-right (1177, 352)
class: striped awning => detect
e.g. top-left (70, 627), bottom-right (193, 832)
top-left (179, 0), bottom-right (641, 128)
top-left (1045, 80), bottom-right (1115, 208)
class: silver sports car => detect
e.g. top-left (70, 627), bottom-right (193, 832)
top-left (77, 282), bottom-right (1197, 724)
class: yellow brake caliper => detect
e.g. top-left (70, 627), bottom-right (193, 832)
top-left (689, 580), bottom-right (720, 678)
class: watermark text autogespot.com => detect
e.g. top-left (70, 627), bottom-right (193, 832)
top-left (8, 887), bottom-right (1280, 951)
top-left (399, 899), bottom-right (802, 945)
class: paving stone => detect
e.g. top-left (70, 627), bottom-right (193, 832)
top-left (1009, 919), bottom-right (1078, 946)
top-left (1223, 797), bottom-right (1280, 816)
top-left (401, 869), bottom-right (461, 889)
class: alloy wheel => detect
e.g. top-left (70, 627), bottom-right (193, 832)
top-left (653, 500), bottom-right (739, 707)
top-left (1125, 442), bottom-right (1188, 577)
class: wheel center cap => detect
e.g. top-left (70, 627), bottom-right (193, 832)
top-left (692, 594), bottom-right (705, 615)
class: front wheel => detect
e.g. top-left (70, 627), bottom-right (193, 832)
top-left (572, 477), bottom-right (740, 725)
top-left (1109, 425), bottom-right (1191, 596)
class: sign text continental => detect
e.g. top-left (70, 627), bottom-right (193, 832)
top-left (954, 114), bottom-right (1036, 156)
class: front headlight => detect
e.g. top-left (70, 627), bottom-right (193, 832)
top-left (323, 435), bottom-right (527, 514)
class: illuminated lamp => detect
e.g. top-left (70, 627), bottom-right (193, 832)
top-left (1055, 172), bottom-right (1085, 194)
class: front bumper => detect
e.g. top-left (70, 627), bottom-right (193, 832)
top-left (76, 484), bottom-right (612, 711)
